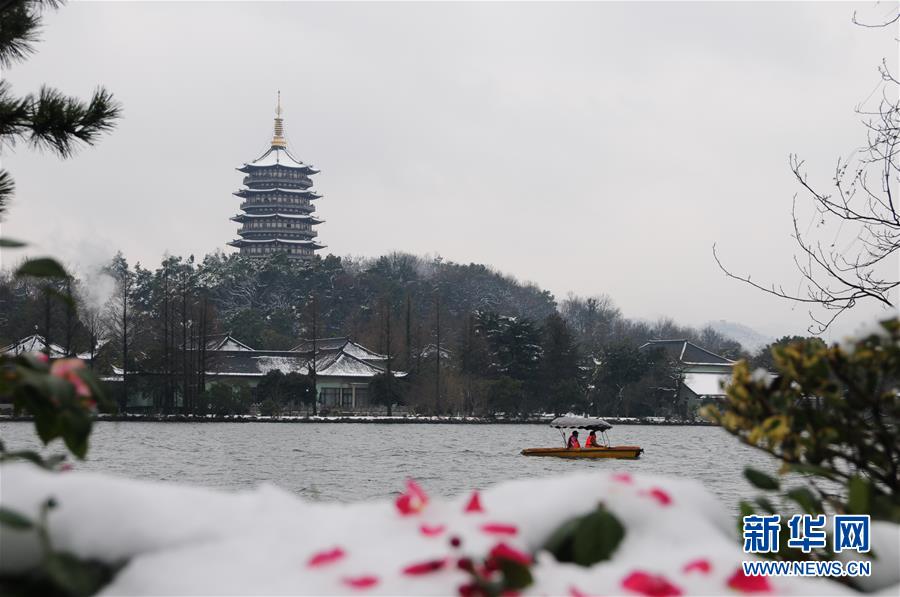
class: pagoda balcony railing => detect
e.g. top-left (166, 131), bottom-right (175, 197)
top-left (242, 176), bottom-right (313, 189)
top-left (239, 202), bottom-right (316, 213)
top-left (239, 229), bottom-right (318, 238)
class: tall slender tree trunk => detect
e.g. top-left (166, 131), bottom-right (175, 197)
top-left (385, 301), bottom-right (393, 417)
top-left (121, 275), bottom-right (129, 414)
top-left (404, 294), bottom-right (412, 372)
top-left (434, 293), bottom-right (441, 415)
top-left (310, 295), bottom-right (318, 416)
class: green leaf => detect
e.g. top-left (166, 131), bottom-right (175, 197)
top-left (572, 506), bottom-right (625, 566)
top-left (754, 497), bottom-right (776, 514)
top-left (847, 475), bottom-right (870, 515)
top-left (0, 507), bottom-right (34, 530)
top-left (0, 238), bottom-right (26, 247)
top-left (0, 450), bottom-right (47, 468)
top-left (498, 560), bottom-right (533, 591)
top-left (541, 516), bottom-right (579, 562)
top-left (786, 487), bottom-right (823, 515)
top-left (744, 467), bottom-right (780, 491)
top-left (16, 257), bottom-right (67, 278)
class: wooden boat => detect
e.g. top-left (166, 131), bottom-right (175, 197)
top-left (521, 416), bottom-right (644, 460)
top-left (521, 446), bottom-right (643, 459)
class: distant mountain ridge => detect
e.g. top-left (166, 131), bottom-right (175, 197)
top-left (705, 320), bottom-right (774, 354)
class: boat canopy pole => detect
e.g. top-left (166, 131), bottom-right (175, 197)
top-left (558, 428), bottom-right (567, 447)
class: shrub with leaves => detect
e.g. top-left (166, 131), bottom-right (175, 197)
top-left (703, 317), bottom-right (900, 535)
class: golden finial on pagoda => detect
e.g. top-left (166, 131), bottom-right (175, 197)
top-left (272, 90), bottom-right (286, 148)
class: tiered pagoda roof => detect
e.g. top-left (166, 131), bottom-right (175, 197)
top-left (229, 92), bottom-right (325, 260)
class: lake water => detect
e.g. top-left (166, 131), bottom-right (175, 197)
top-left (0, 422), bottom-right (775, 508)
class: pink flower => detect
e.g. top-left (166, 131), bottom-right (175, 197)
top-left (59, 463), bottom-right (74, 472)
top-left (307, 547), bottom-right (345, 568)
top-left (402, 558), bottom-right (448, 576)
top-left (396, 480), bottom-right (428, 516)
top-left (488, 542), bottom-right (531, 566)
top-left (34, 352), bottom-right (49, 363)
top-left (621, 571), bottom-right (682, 596)
top-left (342, 575), bottom-right (379, 590)
top-left (569, 587), bottom-right (594, 597)
top-left (682, 559), bottom-right (711, 574)
top-left (459, 582), bottom-right (486, 597)
top-left (727, 568), bottom-right (772, 593)
top-left (640, 487), bottom-right (672, 506)
top-left (464, 490), bottom-right (484, 513)
top-left (612, 472), bottom-right (633, 484)
top-left (480, 523), bottom-right (518, 536)
top-left (420, 523), bottom-right (446, 537)
top-left (50, 358), bottom-right (92, 399)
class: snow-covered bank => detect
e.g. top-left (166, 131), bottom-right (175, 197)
top-left (2, 464), bottom-right (897, 595)
top-left (0, 414), bottom-right (714, 426)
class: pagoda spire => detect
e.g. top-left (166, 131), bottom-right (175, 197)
top-left (271, 90), bottom-right (286, 148)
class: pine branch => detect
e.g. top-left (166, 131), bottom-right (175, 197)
top-left (0, 0), bottom-right (62, 67)
top-left (27, 85), bottom-right (121, 157)
top-left (0, 169), bottom-right (14, 213)
top-left (0, 80), bottom-right (30, 142)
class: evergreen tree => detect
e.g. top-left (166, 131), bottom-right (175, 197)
top-left (540, 313), bottom-right (582, 415)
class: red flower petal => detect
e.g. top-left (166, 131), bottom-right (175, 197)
top-left (727, 568), bottom-right (772, 593)
top-left (480, 523), bottom-right (518, 536)
top-left (641, 487), bottom-right (672, 506)
top-left (621, 571), bottom-right (683, 597)
top-left (343, 575), bottom-right (379, 590)
top-left (308, 547), bottom-right (345, 568)
top-left (402, 558), bottom-right (448, 576)
top-left (570, 587), bottom-right (592, 597)
top-left (464, 490), bottom-right (484, 513)
top-left (396, 479), bottom-right (429, 515)
top-left (612, 472), bottom-right (633, 484)
top-left (682, 559), bottom-right (711, 574)
top-left (488, 542), bottom-right (531, 566)
top-left (420, 523), bottom-right (446, 537)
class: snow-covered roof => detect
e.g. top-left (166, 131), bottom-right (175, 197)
top-left (314, 352), bottom-right (387, 377)
top-left (235, 186), bottom-right (320, 196)
top-left (1, 334), bottom-right (67, 358)
top-left (640, 340), bottom-right (735, 366)
top-left (682, 372), bottom-right (731, 397)
top-left (231, 213), bottom-right (322, 223)
top-left (206, 334), bottom-right (255, 352)
top-left (238, 147), bottom-right (319, 172)
top-left (0, 334), bottom-right (103, 360)
top-left (229, 238), bottom-right (325, 246)
top-left (550, 416), bottom-right (613, 431)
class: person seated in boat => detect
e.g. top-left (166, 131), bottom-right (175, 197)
top-left (584, 430), bottom-right (600, 448)
top-left (566, 430), bottom-right (581, 449)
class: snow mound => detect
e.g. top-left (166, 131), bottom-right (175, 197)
top-left (1, 463), bottom-right (896, 595)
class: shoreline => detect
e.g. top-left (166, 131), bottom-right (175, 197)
top-left (0, 414), bottom-right (715, 426)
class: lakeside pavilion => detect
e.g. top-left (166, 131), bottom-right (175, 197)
top-left (229, 93), bottom-right (325, 260)
top-left (639, 339), bottom-right (736, 412)
top-left (0, 333), bottom-right (404, 415)
top-left (112, 334), bottom-right (404, 413)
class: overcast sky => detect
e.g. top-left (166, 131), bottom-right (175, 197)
top-left (1, 1), bottom-right (897, 341)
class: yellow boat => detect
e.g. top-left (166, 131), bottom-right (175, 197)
top-left (521, 416), bottom-right (644, 460)
top-left (521, 446), bottom-right (643, 459)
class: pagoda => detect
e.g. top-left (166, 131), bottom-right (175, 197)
top-left (229, 93), bottom-right (325, 260)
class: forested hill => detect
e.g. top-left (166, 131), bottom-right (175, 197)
top-left (0, 250), bottom-right (745, 361)
top-left (0, 250), bottom-right (758, 415)
top-left (198, 251), bottom-right (558, 351)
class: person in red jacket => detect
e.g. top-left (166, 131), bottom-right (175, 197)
top-left (584, 430), bottom-right (600, 448)
top-left (567, 430), bottom-right (581, 448)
